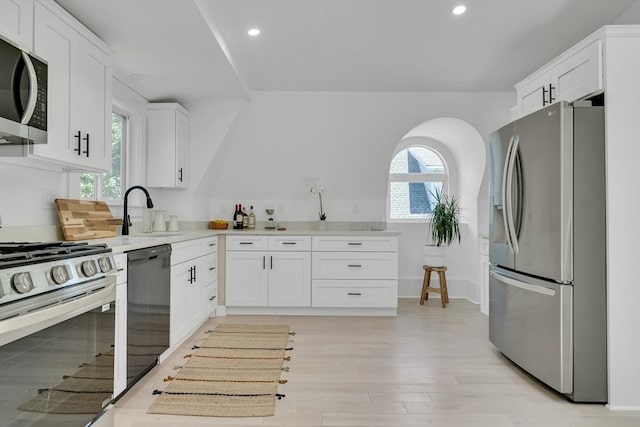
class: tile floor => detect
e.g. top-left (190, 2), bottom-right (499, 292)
top-left (98, 299), bottom-right (640, 427)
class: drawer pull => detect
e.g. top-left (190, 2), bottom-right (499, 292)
top-left (209, 296), bottom-right (216, 301)
top-left (348, 242), bottom-right (363, 246)
top-left (209, 267), bottom-right (216, 271)
top-left (117, 268), bottom-right (124, 272)
top-left (348, 264), bottom-right (362, 268)
top-left (209, 242), bottom-right (216, 246)
top-left (239, 242), bottom-right (254, 245)
top-left (282, 242), bottom-right (297, 245)
top-left (347, 292), bottom-right (362, 296)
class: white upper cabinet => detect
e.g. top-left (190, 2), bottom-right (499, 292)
top-left (30, 1), bottom-right (112, 172)
top-left (0, 0), bottom-right (33, 50)
top-left (515, 38), bottom-right (603, 117)
top-left (146, 103), bottom-right (189, 189)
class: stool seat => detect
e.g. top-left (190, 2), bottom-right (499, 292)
top-left (420, 265), bottom-right (449, 308)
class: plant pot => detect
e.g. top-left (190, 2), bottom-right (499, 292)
top-left (423, 244), bottom-right (446, 267)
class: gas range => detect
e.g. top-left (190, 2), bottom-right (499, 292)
top-left (0, 241), bottom-right (116, 311)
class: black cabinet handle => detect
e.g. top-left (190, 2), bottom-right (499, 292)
top-left (263, 256), bottom-right (265, 269)
top-left (270, 256), bottom-right (273, 270)
top-left (73, 131), bottom-right (82, 155)
top-left (348, 264), bottom-right (362, 268)
top-left (548, 83), bottom-right (556, 103)
top-left (239, 242), bottom-right (254, 245)
top-left (188, 266), bottom-right (194, 284)
top-left (209, 266), bottom-right (216, 271)
top-left (347, 292), bottom-right (362, 296)
top-left (82, 133), bottom-right (90, 157)
top-left (348, 242), bottom-right (363, 246)
top-left (178, 167), bottom-right (183, 182)
top-left (193, 265), bottom-right (197, 282)
top-left (282, 242), bottom-right (297, 245)
top-left (542, 86), bottom-right (548, 106)
top-left (209, 242), bottom-right (216, 246)
top-left (209, 296), bottom-right (216, 301)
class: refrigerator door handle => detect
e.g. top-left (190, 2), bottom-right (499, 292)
top-left (490, 270), bottom-right (556, 296)
top-left (505, 134), bottom-right (520, 254)
top-left (501, 135), bottom-right (515, 252)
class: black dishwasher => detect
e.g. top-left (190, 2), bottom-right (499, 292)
top-left (127, 244), bottom-right (171, 387)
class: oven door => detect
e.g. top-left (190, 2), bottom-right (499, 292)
top-left (0, 277), bottom-right (116, 427)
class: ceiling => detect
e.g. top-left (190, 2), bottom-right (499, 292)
top-left (55, 0), bottom-right (639, 105)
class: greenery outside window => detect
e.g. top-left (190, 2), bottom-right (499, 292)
top-left (81, 111), bottom-right (126, 200)
top-left (388, 146), bottom-right (448, 221)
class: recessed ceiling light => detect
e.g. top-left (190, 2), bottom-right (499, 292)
top-left (453, 5), bottom-right (466, 15)
top-left (248, 28), bottom-right (261, 37)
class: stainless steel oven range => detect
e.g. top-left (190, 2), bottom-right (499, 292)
top-left (0, 241), bottom-right (117, 427)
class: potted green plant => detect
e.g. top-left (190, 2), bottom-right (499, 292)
top-left (424, 188), bottom-right (461, 267)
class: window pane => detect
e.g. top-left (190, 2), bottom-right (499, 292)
top-left (390, 147), bottom-right (445, 174)
top-left (101, 112), bottom-right (124, 200)
top-left (80, 173), bottom-right (95, 199)
top-left (389, 181), bottom-right (443, 219)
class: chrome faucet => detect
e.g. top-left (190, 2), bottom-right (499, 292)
top-left (122, 185), bottom-right (154, 235)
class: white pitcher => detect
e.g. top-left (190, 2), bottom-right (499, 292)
top-left (153, 210), bottom-right (167, 232)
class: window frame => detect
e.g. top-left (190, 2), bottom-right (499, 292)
top-left (387, 145), bottom-right (450, 223)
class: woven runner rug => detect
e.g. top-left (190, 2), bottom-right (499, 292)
top-left (147, 323), bottom-right (292, 417)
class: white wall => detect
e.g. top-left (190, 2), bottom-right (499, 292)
top-left (602, 33), bottom-right (640, 411)
top-left (207, 91), bottom-right (514, 298)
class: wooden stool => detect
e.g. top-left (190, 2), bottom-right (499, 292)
top-left (420, 265), bottom-right (449, 308)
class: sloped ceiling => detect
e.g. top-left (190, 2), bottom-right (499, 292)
top-left (56, 0), bottom-right (638, 104)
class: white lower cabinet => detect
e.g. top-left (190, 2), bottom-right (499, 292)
top-left (225, 236), bottom-right (311, 307)
top-left (311, 236), bottom-right (398, 309)
top-left (170, 237), bottom-right (217, 348)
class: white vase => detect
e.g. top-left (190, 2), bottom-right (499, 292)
top-left (423, 244), bottom-right (446, 267)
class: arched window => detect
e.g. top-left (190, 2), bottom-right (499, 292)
top-left (388, 146), bottom-right (448, 220)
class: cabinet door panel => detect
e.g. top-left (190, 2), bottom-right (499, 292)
top-left (268, 252), bottom-right (311, 307)
top-left (0, 0), bottom-right (33, 50)
top-left (74, 38), bottom-right (111, 171)
top-left (553, 40), bottom-right (602, 103)
top-left (170, 262), bottom-right (191, 347)
top-left (31, 2), bottom-right (76, 163)
top-left (226, 252), bottom-right (268, 306)
top-left (175, 110), bottom-right (189, 188)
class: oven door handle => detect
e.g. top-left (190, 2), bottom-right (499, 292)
top-left (0, 281), bottom-right (116, 347)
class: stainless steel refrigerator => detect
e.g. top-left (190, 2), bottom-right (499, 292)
top-left (488, 101), bottom-right (606, 402)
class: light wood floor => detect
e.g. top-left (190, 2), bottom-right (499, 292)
top-left (102, 299), bottom-right (640, 427)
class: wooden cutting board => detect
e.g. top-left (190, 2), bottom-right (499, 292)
top-left (55, 198), bottom-right (123, 241)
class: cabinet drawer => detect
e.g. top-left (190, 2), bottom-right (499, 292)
top-left (312, 252), bottom-right (397, 280)
top-left (200, 253), bottom-right (217, 284)
top-left (114, 253), bottom-right (127, 284)
top-left (312, 236), bottom-right (397, 252)
top-left (201, 236), bottom-right (218, 254)
top-left (269, 235), bottom-right (311, 251)
top-left (171, 239), bottom-right (206, 265)
top-left (227, 235), bottom-right (269, 251)
top-left (312, 280), bottom-right (397, 308)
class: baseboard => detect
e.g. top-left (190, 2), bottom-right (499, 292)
top-left (215, 305), bottom-right (227, 317)
top-left (225, 306), bottom-right (397, 317)
top-left (606, 404), bottom-right (640, 411)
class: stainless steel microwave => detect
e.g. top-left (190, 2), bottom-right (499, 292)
top-left (0, 36), bottom-right (47, 145)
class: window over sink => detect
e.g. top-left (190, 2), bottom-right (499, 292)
top-left (80, 110), bottom-right (127, 200)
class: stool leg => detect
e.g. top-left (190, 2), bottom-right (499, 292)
top-left (438, 271), bottom-right (449, 306)
top-left (420, 269), bottom-right (431, 305)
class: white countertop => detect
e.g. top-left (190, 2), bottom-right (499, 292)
top-left (92, 223), bottom-right (401, 253)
